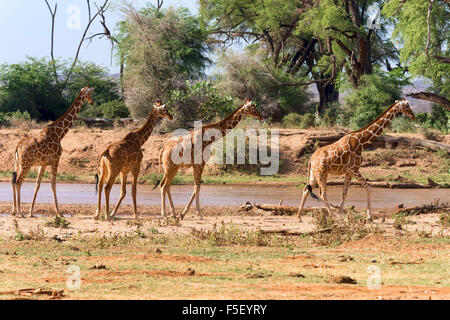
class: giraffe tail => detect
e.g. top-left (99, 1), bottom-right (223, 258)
top-left (306, 184), bottom-right (319, 200)
top-left (95, 174), bottom-right (99, 193)
top-left (11, 147), bottom-right (18, 185)
top-left (95, 150), bottom-right (108, 194)
top-left (306, 161), bottom-right (319, 200)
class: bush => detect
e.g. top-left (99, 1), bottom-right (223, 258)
top-left (343, 69), bottom-right (409, 129)
top-left (163, 81), bottom-right (235, 131)
top-left (282, 113), bottom-right (315, 128)
top-left (80, 100), bottom-right (129, 119)
top-left (390, 116), bottom-right (417, 133)
top-left (415, 105), bottom-right (450, 134)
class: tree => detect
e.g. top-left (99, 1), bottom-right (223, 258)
top-left (215, 50), bottom-right (310, 121)
top-left (0, 58), bottom-right (121, 121)
top-left (117, 3), bottom-right (212, 118)
top-left (201, 0), bottom-right (399, 112)
top-left (384, 0), bottom-right (449, 110)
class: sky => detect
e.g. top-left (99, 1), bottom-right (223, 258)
top-left (0, 0), bottom-right (199, 74)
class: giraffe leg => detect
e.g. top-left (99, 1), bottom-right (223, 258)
top-left (28, 166), bottom-right (45, 218)
top-left (193, 165), bottom-right (204, 220)
top-left (339, 173), bottom-right (352, 215)
top-left (94, 162), bottom-right (107, 220)
top-left (14, 165), bottom-right (31, 218)
top-left (160, 166), bottom-right (179, 218)
top-left (317, 175), bottom-right (334, 216)
top-left (110, 171), bottom-right (127, 218)
top-left (166, 186), bottom-right (177, 217)
top-left (131, 165), bottom-right (140, 220)
top-left (181, 191), bottom-right (195, 219)
top-left (104, 171), bottom-right (118, 221)
top-left (353, 171), bottom-right (372, 221)
top-left (296, 175), bottom-right (317, 222)
top-left (50, 162), bottom-right (62, 217)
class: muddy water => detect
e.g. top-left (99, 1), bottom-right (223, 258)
top-left (0, 182), bottom-right (448, 209)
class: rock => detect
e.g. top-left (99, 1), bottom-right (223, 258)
top-left (289, 272), bottom-right (305, 278)
top-left (328, 275), bottom-right (357, 284)
top-left (184, 268), bottom-right (195, 276)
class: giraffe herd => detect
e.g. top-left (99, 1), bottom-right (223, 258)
top-left (9, 86), bottom-right (416, 222)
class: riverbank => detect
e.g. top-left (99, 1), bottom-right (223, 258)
top-left (0, 127), bottom-right (448, 188)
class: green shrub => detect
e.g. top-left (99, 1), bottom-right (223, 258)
top-left (343, 69), bottom-right (409, 129)
top-left (282, 113), bottom-right (315, 128)
top-left (390, 116), bottom-right (417, 133)
top-left (80, 100), bottom-right (129, 119)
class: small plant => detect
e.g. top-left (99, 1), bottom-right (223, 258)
top-left (45, 216), bottom-right (71, 229)
top-left (190, 221), bottom-right (273, 247)
top-left (416, 229), bottom-right (432, 238)
top-left (311, 210), bottom-right (383, 246)
top-left (438, 213), bottom-right (450, 229)
top-left (13, 220), bottom-right (45, 241)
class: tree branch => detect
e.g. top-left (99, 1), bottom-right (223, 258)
top-left (44, 0), bottom-right (58, 84)
top-left (63, 0), bottom-right (110, 88)
top-left (407, 91), bottom-right (450, 111)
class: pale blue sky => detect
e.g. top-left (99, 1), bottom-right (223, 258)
top-left (0, 0), bottom-right (199, 73)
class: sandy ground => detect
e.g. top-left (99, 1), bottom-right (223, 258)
top-left (0, 203), bottom-right (448, 239)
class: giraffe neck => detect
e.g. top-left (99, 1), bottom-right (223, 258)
top-left (202, 108), bottom-right (245, 146)
top-left (47, 92), bottom-right (85, 140)
top-left (134, 110), bottom-right (159, 146)
top-left (358, 103), bottom-right (399, 147)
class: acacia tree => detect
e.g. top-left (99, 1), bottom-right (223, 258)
top-left (201, 0), bottom-right (398, 112)
top-left (116, 3), bottom-right (212, 118)
top-left (384, 0), bottom-right (449, 110)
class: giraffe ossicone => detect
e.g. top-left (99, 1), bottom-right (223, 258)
top-left (296, 98), bottom-right (415, 222)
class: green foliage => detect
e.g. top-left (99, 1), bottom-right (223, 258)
top-left (0, 57), bottom-right (66, 120)
top-left (0, 58), bottom-right (122, 121)
top-left (215, 50), bottom-right (310, 120)
top-left (282, 113), bottom-right (315, 129)
top-left (0, 110), bottom-right (31, 126)
top-left (80, 100), bottom-right (130, 119)
top-left (118, 5), bottom-right (211, 118)
top-left (166, 81), bottom-right (234, 129)
top-left (415, 105), bottom-right (450, 133)
top-left (390, 116), bottom-right (418, 133)
top-left (342, 69), bottom-right (410, 128)
top-left (384, 0), bottom-right (449, 98)
top-left (64, 62), bottom-right (121, 106)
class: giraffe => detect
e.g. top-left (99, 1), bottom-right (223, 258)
top-left (11, 86), bottom-right (95, 217)
top-left (94, 100), bottom-right (173, 221)
top-left (297, 98), bottom-right (415, 222)
top-left (154, 99), bottom-right (262, 220)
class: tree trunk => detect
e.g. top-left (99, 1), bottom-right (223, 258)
top-left (316, 81), bottom-right (339, 114)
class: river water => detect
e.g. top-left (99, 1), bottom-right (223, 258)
top-left (0, 182), bottom-right (448, 208)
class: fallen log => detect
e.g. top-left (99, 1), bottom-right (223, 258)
top-left (392, 201), bottom-right (449, 216)
top-left (77, 117), bottom-right (113, 128)
top-left (290, 132), bottom-right (450, 153)
top-left (260, 227), bottom-right (332, 236)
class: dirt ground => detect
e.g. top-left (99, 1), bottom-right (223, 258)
top-left (0, 126), bottom-right (448, 300)
top-left (0, 127), bottom-right (448, 185)
top-left (0, 203), bottom-right (448, 300)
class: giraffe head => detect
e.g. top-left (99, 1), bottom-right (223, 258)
top-left (153, 100), bottom-right (173, 120)
top-left (395, 98), bottom-right (415, 120)
top-left (241, 98), bottom-right (263, 120)
top-left (81, 86), bottom-right (95, 105)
